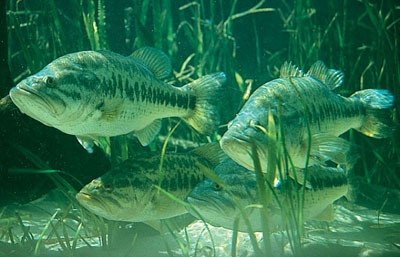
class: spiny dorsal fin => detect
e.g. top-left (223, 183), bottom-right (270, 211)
top-left (306, 61), bottom-right (344, 90)
top-left (131, 47), bottom-right (172, 79)
top-left (280, 61), bottom-right (304, 78)
top-left (191, 143), bottom-right (229, 167)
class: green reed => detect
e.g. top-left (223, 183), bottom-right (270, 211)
top-left (4, 0), bottom-right (400, 256)
top-left (5, 144), bottom-right (112, 255)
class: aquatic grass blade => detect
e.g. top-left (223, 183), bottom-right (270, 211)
top-left (154, 185), bottom-right (216, 257)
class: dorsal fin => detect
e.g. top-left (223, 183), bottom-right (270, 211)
top-left (130, 47), bottom-right (172, 79)
top-left (306, 61), bottom-right (344, 90)
top-left (280, 61), bottom-right (304, 78)
top-left (191, 143), bottom-right (229, 167)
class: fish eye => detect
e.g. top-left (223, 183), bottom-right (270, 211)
top-left (249, 120), bottom-right (259, 127)
top-left (250, 120), bottom-right (267, 133)
top-left (43, 76), bottom-right (57, 88)
top-left (213, 182), bottom-right (222, 191)
top-left (103, 183), bottom-right (113, 192)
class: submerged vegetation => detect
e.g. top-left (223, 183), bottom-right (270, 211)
top-left (2, 0), bottom-right (399, 256)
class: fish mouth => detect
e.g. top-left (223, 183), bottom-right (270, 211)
top-left (10, 83), bottom-right (64, 119)
top-left (76, 191), bottom-right (92, 201)
top-left (220, 131), bottom-right (268, 172)
top-left (186, 195), bottom-right (234, 218)
top-left (76, 190), bottom-right (123, 220)
top-left (76, 191), bottom-right (96, 205)
top-left (76, 191), bottom-right (109, 213)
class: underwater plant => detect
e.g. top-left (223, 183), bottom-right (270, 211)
top-left (2, 0), bottom-right (399, 256)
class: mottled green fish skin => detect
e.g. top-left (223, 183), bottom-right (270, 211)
top-left (220, 61), bottom-right (394, 171)
top-left (185, 160), bottom-right (349, 232)
top-left (76, 151), bottom-right (211, 222)
top-left (9, 48), bottom-right (225, 150)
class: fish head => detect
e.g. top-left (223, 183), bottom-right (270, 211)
top-left (9, 53), bottom-right (102, 131)
top-left (185, 160), bottom-right (261, 231)
top-left (220, 110), bottom-right (271, 172)
top-left (76, 169), bottom-right (141, 221)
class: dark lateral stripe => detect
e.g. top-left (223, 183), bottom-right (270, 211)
top-left (57, 87), bottom-right (81, 100)
top-left (308, 170), bottom-right (347, 190)
top-left (111, 72), bottom-right (117, 97)
top-left (118, 74), bottom-right (123, 97)
top-left (131, 83), bottom-right (196, 110)
top-left (308, 98), bottom-right (363, 130)
top-left (101, 74), bottom-right (196, 110)
top-left (140, 82), bottom-right (146, 102)
top-left (134, 82), bottom-right (140, 100)
top-left (159, 156), bottom-right (206, 192)
top-left (125, 78), bottom-right (133, 99)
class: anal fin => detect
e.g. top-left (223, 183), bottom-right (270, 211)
top-left (135, 119), bottom-right (162, 146)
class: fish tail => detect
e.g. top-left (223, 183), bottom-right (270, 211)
top-left (351, 89), bottom-right (395, 138)
top-left (183, 72), bottom-right (226, 135)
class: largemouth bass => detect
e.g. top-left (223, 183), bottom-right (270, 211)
top-left (185, 160), bottom-right (349, 232)
top-left (220, 61), bottom-right (394, 171)
top-left (76, 144), bottom-right (224, 222)
top-left (9, 47), bottom-right (226, 152)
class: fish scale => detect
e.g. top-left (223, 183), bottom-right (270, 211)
top-left (284, 77), bottom-right (365, 135)
top-left (185, 160), bottom-right (349, 233)
top-left (9, 47), bottom-right (225, 152)
top-left (220, 61), bottom-right (394, 171)
top-left (76, 144), bottom-right (225, 222)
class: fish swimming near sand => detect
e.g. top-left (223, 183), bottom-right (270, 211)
top-left (9, 47), bottom-right (226, 152)
top-left (185, 159), bottom-right (349, 232)
top-left (76, 144), bottom-right (225, 222)
top-left (220, 61), bottom-right (394, 171)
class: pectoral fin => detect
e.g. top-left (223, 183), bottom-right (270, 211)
top-left (143, 220), bottom-right (162, 232)
top-left (309, 134), bottom-right (358, 168)
top-left (76, 136), bottom-right (95, 153)
top-left (76, 135), bottom-right (111, 154)
top-left (135, 119), bottom-right (162, 146)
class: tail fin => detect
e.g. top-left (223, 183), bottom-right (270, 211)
top-left (183, 72), bottom-right (226, 135)
top-left (350, 89), bottom-right (395, 138)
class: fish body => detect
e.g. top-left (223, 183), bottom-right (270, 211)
top-left (76, 145), bottom-right (223, 222)
top-left (185, 160), bottom-right (349, 232)
top-left (220, 61), bottom-right (394, 171)
top-left (10, 47), bottom-right (225, 152)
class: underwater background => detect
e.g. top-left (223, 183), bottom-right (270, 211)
top-left (0, 0), bottom-right (399, 256)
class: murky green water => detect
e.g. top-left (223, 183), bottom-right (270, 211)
top-left (1, 189), bottom-right (400, 256)
top-left (1, 0), bottom-right (399, 256)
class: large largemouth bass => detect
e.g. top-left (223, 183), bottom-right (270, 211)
top-left (76, 144), bottom-right (224, 222)
top-left (9, 47), bottom-right (226, 152)
top-left (185, 159), bottom-right (349, 232)
top-left (220, 61), bottom-right (394, 171)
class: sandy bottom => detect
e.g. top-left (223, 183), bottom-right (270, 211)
top-left (1, 190), bottom-right (400, 257)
